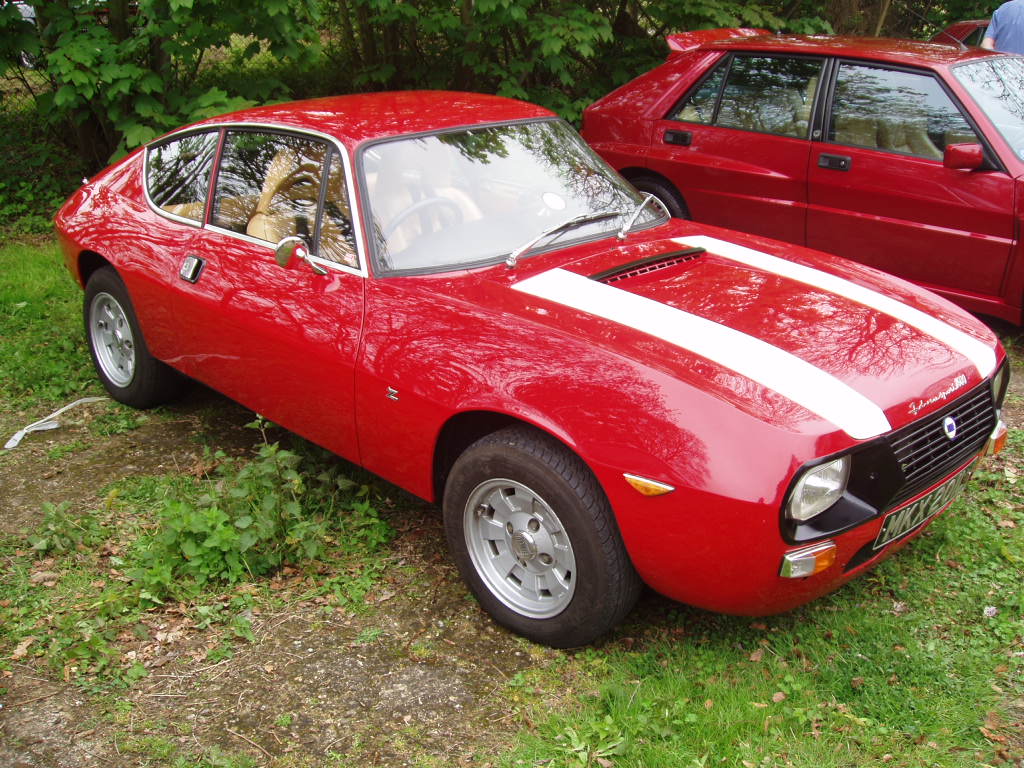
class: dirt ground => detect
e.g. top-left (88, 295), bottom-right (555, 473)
top-left (1, 332), bottom-right (1022, 768)
top-left (0, 385), bottom-right (561, 767)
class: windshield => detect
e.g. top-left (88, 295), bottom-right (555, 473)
top-left (953, 56), bottom-right (1024, 161)
top-left (360, 119), bottom-right (664, 272)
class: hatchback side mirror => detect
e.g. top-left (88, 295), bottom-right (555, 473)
top-left (943, 143), bottom-right (986, 171)
top-left (274, 236), bottom-right (327, 275)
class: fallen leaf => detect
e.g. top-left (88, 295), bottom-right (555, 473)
top-left (752, 702), bottom-right (768, 709)
top-left (749, 649), bottom-right (764, 662)
top-left (997, 519), bottom-right (1016, 528)
top-left (596, 759), bottom-right (614, 768)
top-left (851, 677), bottom-right (864, 689)
top-left (11, 636), bottom-right (36, 659)
top-left (704, 699), bottom-right (713, 709)
top-left (29, 571), bottom-right (59, 585)
top-left (772, 691), bottom-right (787, 703)
top-left (891, 601), bottom-right (908, 615)
top-left (750, 622), bottom-right (768, 631)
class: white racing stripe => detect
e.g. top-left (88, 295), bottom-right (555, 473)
top-left (675, 235), bottom-right (997, 377)
top-left (513, 268), bottom-right (892, 440)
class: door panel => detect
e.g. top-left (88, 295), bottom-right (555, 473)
top-left (648, 53), bottom-right (823, 244)
top-left (807, 148), bottom-right (1014, 296)
top-left (160, 129), bottom-right (365, 461)
top-left (808, 61), bottom-right (1015, 299)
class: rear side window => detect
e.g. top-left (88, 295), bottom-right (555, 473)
top-left (145, 131), bottom-right (218, 222)
top-left (828, 63), bottom-right (979, 159)
top-left (671, 54), bottom-right (824, 139)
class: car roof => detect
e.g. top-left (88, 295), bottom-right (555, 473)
top-left (183, 91), bottom-right (556, 147)
top-left (696, 32), bottom-right (1000, 68)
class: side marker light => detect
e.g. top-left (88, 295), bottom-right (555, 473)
top-left (623, 473), bottom-right (675, 496)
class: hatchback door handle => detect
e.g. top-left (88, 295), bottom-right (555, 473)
top-left (818, 153), bottom-right (852, 171)
top-left (664, 129), bottom-right (692, 146)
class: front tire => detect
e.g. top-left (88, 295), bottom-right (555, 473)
top-left (84, 267), bottom-right (181, 408)
top-left (443, 426), bottom-right (641, 647)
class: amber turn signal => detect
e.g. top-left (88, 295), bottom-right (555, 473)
top-left (779, 541), bottom-right (836, 579)
top-left (985, 420), bottom-right (1008, 457)
top-left (623, 473), bottom-right (675, 496)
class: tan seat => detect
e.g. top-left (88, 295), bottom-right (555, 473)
top-left (246, 148), bottom-right (323, 243)
top-left (834, 116), bottom-right (879, 149)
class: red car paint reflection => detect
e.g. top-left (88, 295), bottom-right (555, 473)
top-left (56, 91), bottom-right (1008, 647)
top-left (582, 30), bottom-right (1024, 325)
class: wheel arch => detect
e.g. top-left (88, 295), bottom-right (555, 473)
top-left (432, 410), bottom-right (591, 505)
top-left (619, 168), bottom-right (689, 216)
top-left (77, 250), bottom-right (113, 287)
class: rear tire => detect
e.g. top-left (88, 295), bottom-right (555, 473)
top-left (631, 176), bottom-right (689, 220)
top-left (443, 426), bottom-right (641, 647)
top-left (84, 267), bottom-right (181, 408)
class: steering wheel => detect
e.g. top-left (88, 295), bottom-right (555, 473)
top-left (384, 197), bottom-right (463, 237)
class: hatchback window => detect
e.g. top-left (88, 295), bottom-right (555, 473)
top-left (145, 131), bottom-right (217, 222)
top-left (829, 63), bottom-right (978, 159)
top-left (671, 54), bottom-right (824, 139)
top-left (212, 131), bottom-right (328, 245)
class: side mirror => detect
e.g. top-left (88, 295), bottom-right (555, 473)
top-left (274, 236), bottom-right (326, 275)
top-left (943, 142), bottom-right (985, 171)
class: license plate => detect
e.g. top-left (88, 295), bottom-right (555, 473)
top-left (873, 463), bottom-right (975, 550)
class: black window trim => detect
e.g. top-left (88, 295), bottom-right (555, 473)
top-left (820, 57), bottom-right (1006, 172)
top-left (665, 50), bottom-right (829, 141)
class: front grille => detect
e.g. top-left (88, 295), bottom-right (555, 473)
top-left (888, 384), bottom-right (994, 506)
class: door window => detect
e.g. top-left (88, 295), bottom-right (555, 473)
top-left (828, 63), bottom-right (979, 159)
top-left (671, 54), bottom-right (824, 139)
top-left (145, 131), bottom-right (218, 222)
top-left (210, 131), bottom-right (358, 267)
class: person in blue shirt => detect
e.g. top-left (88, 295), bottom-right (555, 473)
top-left (982, 0), bottom-right (1024, 54)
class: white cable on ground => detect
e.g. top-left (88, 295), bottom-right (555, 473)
top-left (4, 397), bottom-right (110, 450)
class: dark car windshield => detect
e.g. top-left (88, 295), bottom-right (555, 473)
top-left (360, 119), bottom-right (663, 272)
top-left (953, 56), bottom-right (1024, 160)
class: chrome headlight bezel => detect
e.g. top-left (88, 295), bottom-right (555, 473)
top-left (785, 455), bottom-right (851, 523)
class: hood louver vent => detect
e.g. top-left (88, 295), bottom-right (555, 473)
top-left (590, 247), bottom-right (705, 284)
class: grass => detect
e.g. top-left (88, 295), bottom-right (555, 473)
top-left (0, 238), bottom-right (1020, 766)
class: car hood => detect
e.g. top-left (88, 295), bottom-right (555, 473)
top-left (497, 226), bottom-right (1001, 442)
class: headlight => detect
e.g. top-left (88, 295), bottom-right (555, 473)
top-left (786, 456), bottom-right (850, 522)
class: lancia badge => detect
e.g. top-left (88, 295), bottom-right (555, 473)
top-left (942, 416), bottom-right (958, 440)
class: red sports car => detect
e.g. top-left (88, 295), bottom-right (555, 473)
top-left (56, 91), bottom-right (1009, 647)
top-left (582, 29), bottom-right (1024, 324)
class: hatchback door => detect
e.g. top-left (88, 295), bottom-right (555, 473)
top-left (647, 52), bottom-right (825, 244)
top-left (807, 60), bottom-right (1015, 300)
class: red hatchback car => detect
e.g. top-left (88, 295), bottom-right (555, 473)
top-left (583, 29), bottom-right (1024, 324)
top-left (56, 92), bottom-right (1009, 647)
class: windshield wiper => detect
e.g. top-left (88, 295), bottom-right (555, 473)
top-left (616, 194), bottom-right (668, 240)
top-left (506, 210), bottom-right (625, 268)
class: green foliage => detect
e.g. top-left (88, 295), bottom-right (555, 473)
top-left (0, 103), bottom-right (84, 235)
top-left (1, 0), bottom-right (322, 165)
top-left (130, 442), bottom-right (392, 601)
top-left (27, 501), bottom-right (106, 555)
